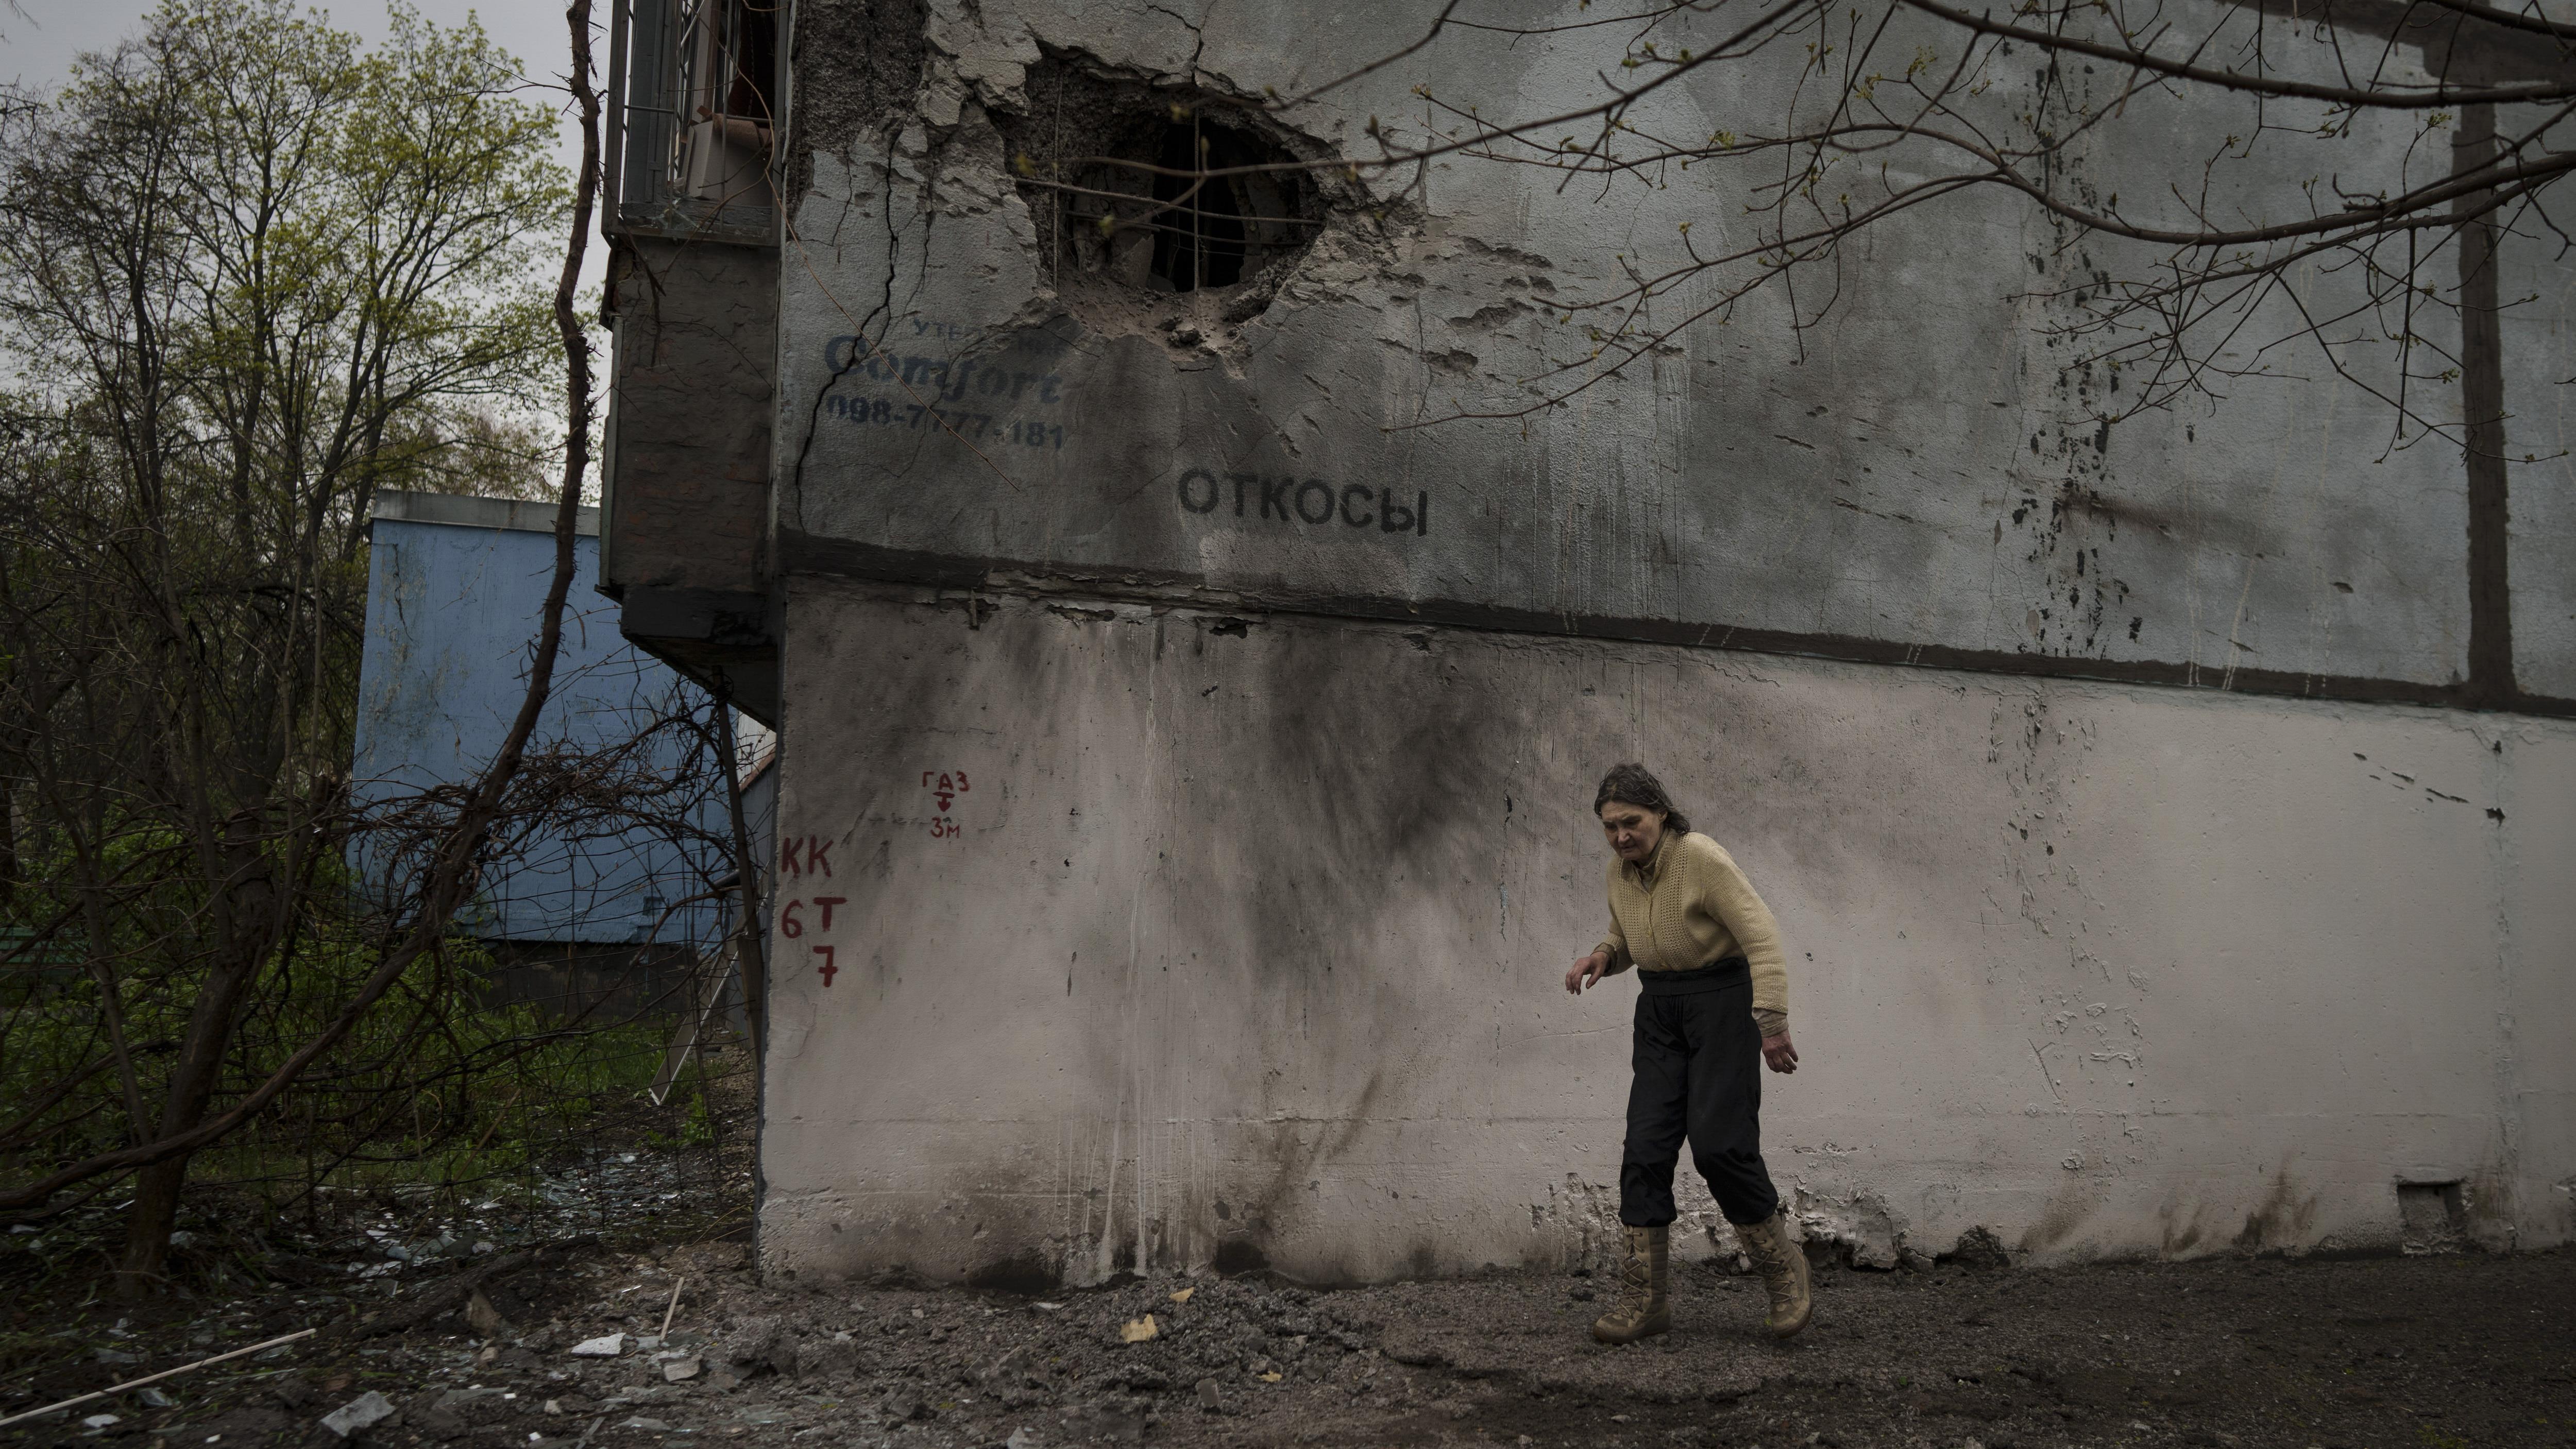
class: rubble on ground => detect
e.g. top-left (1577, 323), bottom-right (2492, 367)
top-left (5, 1059), bottom-right (2569, 1449)
top-left (6, 1223), bottom-right (2571, 1449)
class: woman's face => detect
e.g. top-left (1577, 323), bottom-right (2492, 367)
top-left (1599, 800), bottom-right (1666, 864)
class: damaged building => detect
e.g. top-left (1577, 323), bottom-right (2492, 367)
top-left (595, 0), bottom-right (2576, 1285)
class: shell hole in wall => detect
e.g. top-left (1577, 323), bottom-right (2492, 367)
top-left (999, 54), bottom-right (1328, 338)
top-left (2396, 1180), bottom-right (2465, 1253)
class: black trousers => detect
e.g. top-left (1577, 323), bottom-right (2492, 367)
top-left (1618, 958), bottom-right (1782, 1228)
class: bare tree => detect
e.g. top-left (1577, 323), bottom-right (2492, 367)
top-left (0, 0), bottom-right (609, 1293)
top-left (1268, 0), bottom-right (2563, 454)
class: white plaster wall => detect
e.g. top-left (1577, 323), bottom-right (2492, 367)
top-left (755, 582), bottom-right (2573, 1284)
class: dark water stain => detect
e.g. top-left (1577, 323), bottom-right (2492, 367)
top-left (1212, 1238), bottom-right (1270, 1276)
top-left (2157, 1196), bottom-right (2213, 1256)
top-left (965, 1251), bottom-right (1061, 1293)
top-left (2020, 1182), bottom-right (2094, 1254)
top-left (2235, 1165), bottom-right (2318, 1252)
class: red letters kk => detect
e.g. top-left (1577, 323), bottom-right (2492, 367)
top-left (780, 834), bottom-right (834, 877)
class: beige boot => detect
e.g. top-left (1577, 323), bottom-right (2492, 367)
top-left (1589, 1224), bottom-right (1670, 1344)
top-left (1734, 1211), bottom-right (1813, 1338)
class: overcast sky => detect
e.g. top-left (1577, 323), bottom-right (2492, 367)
top-left (6, 0), bottom-right (609, 288)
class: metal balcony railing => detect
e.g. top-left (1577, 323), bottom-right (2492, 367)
top-left (605, 0), bottom-right (780, 243)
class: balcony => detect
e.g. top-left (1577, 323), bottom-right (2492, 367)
top-left (606, 0), bottom-right (779, 244)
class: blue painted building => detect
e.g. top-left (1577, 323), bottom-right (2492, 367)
top-left (352, 491), bottom-right (753, 1007)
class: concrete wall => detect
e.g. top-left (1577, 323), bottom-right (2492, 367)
top-left (766, 0), bottom-right (2566, 708)
top-left (601, 236), bottom-right (785, 720)
top-left (755, 582), bottom-right (2573, 1282)
top-left (603, 237), bottom-right (778, 599)
top-left (706, 0), bottom-right (2576, 1279)
top-left (2501, 200), bottom-right (2576, 700)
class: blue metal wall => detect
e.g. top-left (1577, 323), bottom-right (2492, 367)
top-left (351, 497), bottom-right (734, 948)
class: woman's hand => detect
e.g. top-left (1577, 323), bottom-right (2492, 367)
top-left (1761, 1031), bottom-right (1800, 1073)
top-left (1564, 951), bottom-right (1611, 994)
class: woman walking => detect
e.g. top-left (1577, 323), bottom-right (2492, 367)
top-left (1564, 763), bottom-right (1811, 1343)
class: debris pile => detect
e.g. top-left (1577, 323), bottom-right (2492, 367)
top-left (0, 1235), bottom-right (1405, 1447)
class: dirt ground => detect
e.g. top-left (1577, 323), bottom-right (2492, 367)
top-left (9, 1223), bottom-right (2573, 1449)
top-left (6, 1055), bottom-right (2572, 1449)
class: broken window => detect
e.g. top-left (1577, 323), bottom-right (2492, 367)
top-left (606, 0), bottom-right (779, 241)
top-left (999, 58), bottom-right (1330, 328)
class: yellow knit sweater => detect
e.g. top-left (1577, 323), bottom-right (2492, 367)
top-left (1596, 830), bottom-right (1790, 1032)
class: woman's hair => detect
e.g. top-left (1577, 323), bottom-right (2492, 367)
top-left (1594, 763), bottom-right (1691, 837)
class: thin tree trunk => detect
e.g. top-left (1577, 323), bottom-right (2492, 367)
top-left (115, 937), bottom-right (263, 1294)
top-left (116, 1160), bottom-right (188, 1293)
